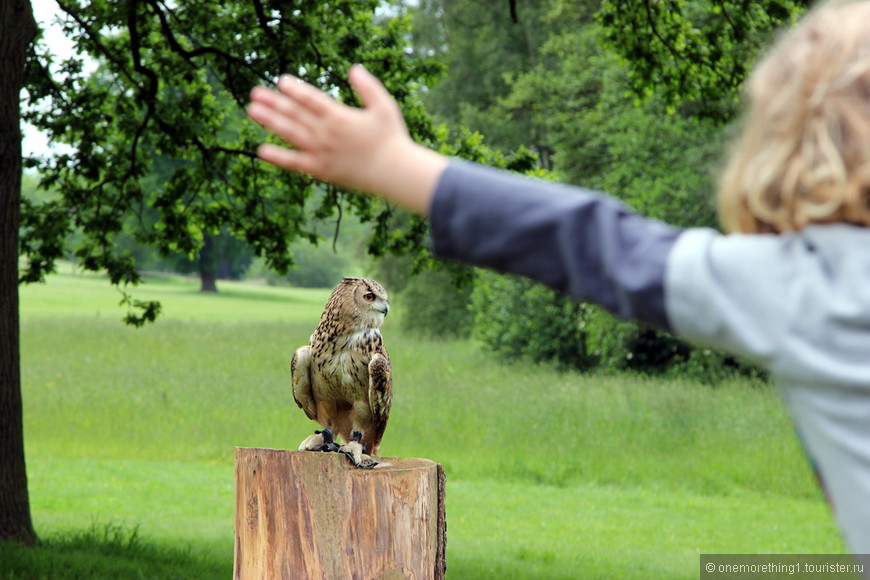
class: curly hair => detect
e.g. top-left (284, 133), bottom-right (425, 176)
top-left (717, 1), bottom-right (870, 234)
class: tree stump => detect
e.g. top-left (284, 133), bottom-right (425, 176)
top-left (233, 447), bottom-right (446, 580)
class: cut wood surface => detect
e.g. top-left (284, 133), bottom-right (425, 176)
top-left (234, 447), bottom-right (446, 580)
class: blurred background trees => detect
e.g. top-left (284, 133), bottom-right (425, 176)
top-left (19, 0), bottom-right (808, 370)
top-left (19, 1), bottom-right (809, 381)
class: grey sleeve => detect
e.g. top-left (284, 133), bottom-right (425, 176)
top-left (665, 228), bottom-right (783, 362)
top-left (428, 161), bottom-right (684, 330)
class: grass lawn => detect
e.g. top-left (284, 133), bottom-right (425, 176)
top-left (3, 270), bottom-right (845, 578)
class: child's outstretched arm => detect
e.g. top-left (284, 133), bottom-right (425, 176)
top-left (247, 65), bottom-right (448, 214)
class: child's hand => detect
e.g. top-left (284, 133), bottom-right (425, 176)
top-left (247, 65), bottom-right (446, 214)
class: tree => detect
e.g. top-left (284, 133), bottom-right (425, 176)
top-left (408, 0), bottom-right (557, 161)
top-left (0, 0), bottom-right (38, 545)
top-left (471, 272), bottom-right (595, 370)
top-left (597, 0), bottom-right (807, 122)
top-left (500, 20), bottom-right (724, 227)
top-left (7, 0), bottom-right (448, 545)
top-left (23, 0), bottom-right (443, 310)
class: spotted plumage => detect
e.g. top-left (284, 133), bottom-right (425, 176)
top-left (291, 277), bottom-right (392, 467)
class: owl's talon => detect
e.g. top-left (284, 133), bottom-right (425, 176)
top-left (339, 436), bottom-right (378, 468)
top-left (298, 429), bottom-right (340, 452)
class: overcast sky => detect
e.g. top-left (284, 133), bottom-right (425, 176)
top-left (23, 0), bottom-right (74, 158)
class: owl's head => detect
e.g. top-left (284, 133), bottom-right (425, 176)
top-left (329, 277), bottom-right (390, 330)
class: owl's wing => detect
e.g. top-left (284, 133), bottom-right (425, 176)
top-left (367, 351), bottom-right (392, 451)
top-left (291, 345), bottom-right (318, 421)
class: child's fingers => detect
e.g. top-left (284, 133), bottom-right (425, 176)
top-left (257, 144), bottom-right (321, 176)
top-left (247, 102), bottom-right (316, 152)
top-left (348, 65), bottom-right (407, 134)
top-left (249, 85), bottom-right (297, 117)
top-left (276, 75), bottom-right (335, 117)
top-left (348, 65), bottom-right (391, 111)
top-left (249, 85), bottom-right (320, 134)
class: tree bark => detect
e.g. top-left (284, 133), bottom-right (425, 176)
top-left (199, 233), bottom-right (218, 292)
top-left (234, 448), bottom-right (447, 580)
top-left (0, 0), bottom-right (37, 545)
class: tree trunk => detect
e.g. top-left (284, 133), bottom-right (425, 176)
top-left (0, 0), bottom-right (37, 545)
top-left (234, 448), bottom-right (447, 580)
top-left (199, 233), bottom-right (218, 292)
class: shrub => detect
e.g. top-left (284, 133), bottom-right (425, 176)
top-left (470, 272), bottom-right (595, 371)
top-left (583, 306), bottom-right (689, 374)
top-left (397, 267), bottom-right (475, 339)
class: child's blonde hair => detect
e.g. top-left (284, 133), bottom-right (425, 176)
top-left (717, 1), bottom-right (870, 234)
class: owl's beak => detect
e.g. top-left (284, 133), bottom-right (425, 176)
top-left (376, 303), bottom-right (389, 317)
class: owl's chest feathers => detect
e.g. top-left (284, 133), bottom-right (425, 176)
top-left (313, 328), bottom-right (382, 393)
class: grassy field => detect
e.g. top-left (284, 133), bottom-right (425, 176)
top-left (3, 269), bottom-right (845, 578)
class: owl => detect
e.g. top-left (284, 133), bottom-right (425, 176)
top-left (291, 277), bottom-right (392, 468)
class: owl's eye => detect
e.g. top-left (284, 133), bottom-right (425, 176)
top-left (363, 293), bottom-right (376, 302)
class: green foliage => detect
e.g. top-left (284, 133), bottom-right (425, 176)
top-left (409, 0), bottom-right (552, 154)
top-left (590, 100), bottom-right (723, 229)
top-left (583, 305), bottom-right (688, 373)
top-left (500, 12), bottom-right (732, 375)
top-left (583, 303), bottom-right (767, 380)
top-left (496, 21), bottom-right (610, 175)
top-left (469, 272), bottom-right (765, 380)
top-left (278, 243), bottom-right (351, 289)
top-left (396, 266), bottom-right (474, 339)
top-left (470, 272), bottom-right (594, 371)
top-left (117, 291), bottom-right (161, 328)
top-left (17, 196), bottom-right (70, 284)
top-left (597, 0), bottom-right (807, 121)
top-left (21, 1), bottom-right (446, 321)
top-left (491, 10), bottom-right (725, 228)
top-left (666, 346), bottom-right (769, 384)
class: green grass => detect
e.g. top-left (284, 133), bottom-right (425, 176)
top-left (4, 269), bottom-right (846, 578)
top-left (0, 522), bottom-right (227, 580)
top-left (19, 266), bottom-right (328, 322)
top-left (446, 481), bottom-right (839, 579)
